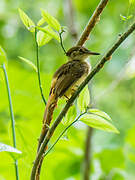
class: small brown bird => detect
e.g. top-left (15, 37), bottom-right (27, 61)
top-left (38, 46), bottom-right (100, 151)
top-left (51, 46), bottom-right (100, 99)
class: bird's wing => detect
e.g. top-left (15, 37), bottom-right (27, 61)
top-left (50, 60), bottom-right (88, 98)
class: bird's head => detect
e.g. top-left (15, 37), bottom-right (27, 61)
top-left (66, 46), bottom-right (100, 61)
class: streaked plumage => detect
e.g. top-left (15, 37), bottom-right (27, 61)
top-left (50, 46), bottom-right (99, 99)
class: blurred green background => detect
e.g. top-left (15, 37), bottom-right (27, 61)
top-left (1, 0), bottom-right (135, 179)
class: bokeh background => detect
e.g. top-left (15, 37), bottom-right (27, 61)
top-left (1, 0), bottom-right (135, 179)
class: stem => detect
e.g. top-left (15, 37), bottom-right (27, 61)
top-left (35, 28), bottom-right (47, 106)
top-left (35, 112), bottom-right (86, 180)
top-left (44, 112), bottom-right (86, 157)
top-left (31, 21), bottom-right (135, 180)
top-left (59, 30), bottom-right (67, 54)
top-left (83, 127), bottom-right (93, 180)
top-left (2, 63), bottom-right (19, 180)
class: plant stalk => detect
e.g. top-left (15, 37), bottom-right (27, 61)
top-left (35, 28), bottom-right (47, 106)
top-left (44, 112), bottom-right (86, 157)
top-left (2, 63), bottom-right (19, 180)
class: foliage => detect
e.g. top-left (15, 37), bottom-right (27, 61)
top-left (18, 8), bottom-right (61, 48)
top-left (80, 114), bottom-right (119, 133)
top-left (0, 142), bottom-right (21, 154)
top-left (18, 56), bottom-right (37, 72)
top-left (40, 9), bottom-right (61, 31)
top-left (18, 8), bottom-right (35, 32)
top-left (77, 85), bottom-right (90, 112)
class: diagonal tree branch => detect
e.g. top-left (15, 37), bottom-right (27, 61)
top-left (31, 20), bottom-right (135, 179)
top-left (76, 0), bottom-right (109, 46)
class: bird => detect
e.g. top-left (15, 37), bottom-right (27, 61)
top-left (37, 46), bottom-right (100, 151)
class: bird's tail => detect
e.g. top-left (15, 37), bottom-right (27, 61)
top-left (37, 93), bottom-right (58, 152)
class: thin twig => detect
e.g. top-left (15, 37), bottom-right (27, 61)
top-left (44, 112), bottom-right (86, 157)
top-left (31, 20), bottom-right (135, 180)
top-left (35, 28), bottom-right (47, 106)
top-left (76, 0), bottom-right (109, 46)
top-left (59, 30), bottom-right (67, 54)
top-left (2, 63), bottom-right (19, 180)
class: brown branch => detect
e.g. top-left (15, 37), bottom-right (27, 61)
top-left (35, 93), bottom-right (58, 180)
top-left (76, 0), bottom-right (109, 46)
top-left (31, 20), bottom-right (135, 180)
top-left (83, 127), bottom-right (93, 180)
top-left (37, 95), bottom-right (57, 152)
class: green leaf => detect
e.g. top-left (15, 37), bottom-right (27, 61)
top-left (127, 15), bottom-right (133, 20)
top-left (18, 8), bottom-right (35, 32)
top-left (37, 18), bottom-right (46, 26)
top-left (37, 30), bottom-right (52, 46)
top-left (0, 143), bottom-right (22, 154)
top-left (0, 46), bottom-right (7, 65)
top-left (120, 14), bottom-right (133, 22)
top-left (88, 108), bottom-right (112, 121)
top-left (77, 85), bottom-right (90, 112)
top-left (41, 9), bottom-right (61, 31)
top-left (120, 14), bottom-right (127, 21)
top-left (63, 105), bottom-right (77, 125)
top-left (37, 25), bottom-right (60, 42)
top-left (18, 56), bottom-right (37, 72)
top-left (80, 114), bottom-right (119, 133)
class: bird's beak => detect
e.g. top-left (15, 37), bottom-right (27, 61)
top-left (87, 50), bottom-right (100, 55)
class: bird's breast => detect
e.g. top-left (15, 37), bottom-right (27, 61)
top-left (64, 61), bottom-right (91, 99)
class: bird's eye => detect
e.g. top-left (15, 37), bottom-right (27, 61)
top-left (79, 49), bottom-right (84, 53)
